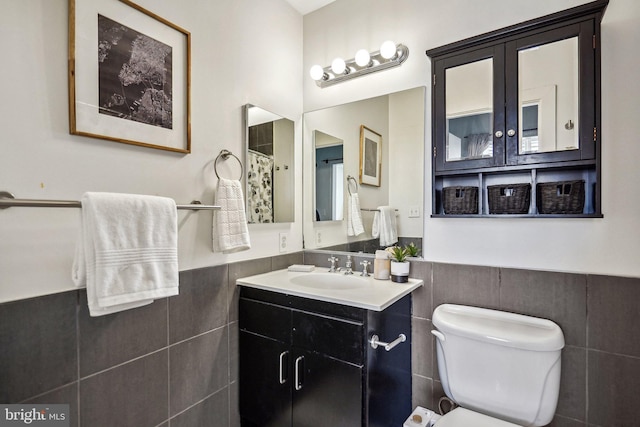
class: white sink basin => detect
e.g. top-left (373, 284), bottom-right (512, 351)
top-left (290, 272), bottom-right (369, 290)
top-left (236, 267), bottom-right (423, 311)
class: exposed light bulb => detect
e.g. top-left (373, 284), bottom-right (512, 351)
top-left (310, 64), bottom-right (325, 81)
top-left (331, 57), bottom-right (347, 75)
top-left (380, 40), bottom-right (397, 60)
top-left (355, 49), bottom-right (371, 67)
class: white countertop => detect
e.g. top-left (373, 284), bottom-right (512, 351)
top-left (236, 267), bottom-right (423, 311)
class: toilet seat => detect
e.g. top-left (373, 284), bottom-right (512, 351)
top-left (434, 408), bottom-right (522, 427)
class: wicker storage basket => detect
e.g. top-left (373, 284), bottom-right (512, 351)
top-left (537, 180), bottom-right (585, 214)
top-left (488, 183), bottom-right (531, 214)
top-left (443, 186), bottom-right (478, 214)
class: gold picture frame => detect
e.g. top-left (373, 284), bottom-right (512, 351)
top-left (359, 125), bottom-right (382, 187)
top-left (68, 0), bottom-right (191, 153)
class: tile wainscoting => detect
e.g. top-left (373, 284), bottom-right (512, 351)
top-left (0, 253), bottom-right (303, 427)
top-left (406, 261), bottom-right (640, 427)
top-left (2, 253), bottom-right (639, 427)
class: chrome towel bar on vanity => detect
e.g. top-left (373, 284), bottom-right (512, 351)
top-left (0, 191), bottom-right (221, 211)
top-left (369, 333), bottom-right (407, 351)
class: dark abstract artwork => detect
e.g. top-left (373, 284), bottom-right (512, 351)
top-left (98, 14), bottom-right (173, 129)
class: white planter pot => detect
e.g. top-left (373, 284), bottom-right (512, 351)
top-left (390, 261), bottom-right (410, 283)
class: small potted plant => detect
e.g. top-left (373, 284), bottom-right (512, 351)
top-left (405, 242), bottom-right (421, 259)
top-left (386, 246), bottom-right (410, 283)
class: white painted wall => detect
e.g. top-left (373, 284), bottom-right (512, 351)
top-left (3, 0), bottom-right (639, 304)
top-left (389, 87), bottom-right (425, 239)
top-left (0, 0), bottom-right (303, 303)
top-left (304, 0), bottom-right (640, 278)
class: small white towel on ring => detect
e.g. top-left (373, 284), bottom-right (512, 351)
top-left (72, 192), bottom-right (179, 317)
top-left (213, 178), bottom-right (251, 253)
top-left (372, 206), bottom-right (398, 247)
top-left (347, 193), bottom-right (365, 236)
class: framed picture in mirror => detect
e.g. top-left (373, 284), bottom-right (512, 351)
top-left (359, 125), bottom-right (382, 187)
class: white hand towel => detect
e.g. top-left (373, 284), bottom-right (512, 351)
top-left (372, 206), bottom-right (398, 247)
top-left (72, 192), bottom-right (179, 317)
top-left (347, 193), bottom-right (365, 236)
top-left (213, 178), bottom-right (251, 253)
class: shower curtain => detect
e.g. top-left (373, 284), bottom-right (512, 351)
top-left (247, 150), bottom-right (274, 223)
top-left (466, 133), bottom-right (492, 158)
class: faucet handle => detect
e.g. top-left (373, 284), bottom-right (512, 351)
top-left (328, 256), bottom-right (339, 272)
top-left (360, 260), bottom-right (371, 277)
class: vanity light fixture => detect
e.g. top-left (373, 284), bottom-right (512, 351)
top-left (310, 40), bottom-right (409, 88)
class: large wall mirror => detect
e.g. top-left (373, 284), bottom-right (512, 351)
top-left (303, 87), bottom-right (425, 254)
top-left (244, 104), bottom-right (294, 223)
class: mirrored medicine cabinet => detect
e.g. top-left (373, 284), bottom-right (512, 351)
top-left (244, 104), bottom-right (295, 223)
top-left (428, 0), bottom-right (607, 217)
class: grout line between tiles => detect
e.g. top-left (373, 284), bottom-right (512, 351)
top-left (167, 384), bottom-right (229, 423)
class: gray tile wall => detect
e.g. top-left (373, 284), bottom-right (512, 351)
top-left (3, 253), bottom-right (638, 427)
top-left (0, 252), bottom-right (302, 427)
top-left (408, 260), bottom-right (640, 427)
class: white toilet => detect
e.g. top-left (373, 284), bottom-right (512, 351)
top-left (429, 304), bottom-right (565, 427)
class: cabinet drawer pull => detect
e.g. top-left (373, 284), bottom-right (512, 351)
top-left (279, 351), bottom-right (289, 384)
top-left (370, 333), bottom-right (406, 351)
top-left (294, 356), bottom-right (304, 391)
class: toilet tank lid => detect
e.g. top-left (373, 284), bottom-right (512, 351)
top-left (432, 304), bottom-right (564, 351)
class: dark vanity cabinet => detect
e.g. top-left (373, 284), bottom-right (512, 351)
top-left (239, 287), bottom-right (412, 427)
top-left (428, 0), bottom-right (608, 217)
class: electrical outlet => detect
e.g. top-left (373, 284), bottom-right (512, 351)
top-left (279, 232), bottom-right (288, 253)
top-left (408, 206), bottom-right (421, 218)
top-left (316, 231), bottom-right (322, 245)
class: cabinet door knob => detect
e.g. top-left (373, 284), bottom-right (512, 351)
top-left (494, 130), bottom-right (504, 138)
top-left (507, 129), bottom-right (516, 137)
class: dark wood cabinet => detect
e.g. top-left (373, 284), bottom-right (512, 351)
top-left (239, 287), bottom-right (411, 427)
top-left (428, 0), bottom-right (608, 217)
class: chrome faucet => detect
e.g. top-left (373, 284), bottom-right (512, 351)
top-left (343, 255), bottom-right (354, 275)
top-left (328, 256), bottom-right (339, 273)
top-left (360, 260), bottom-right (371, 277)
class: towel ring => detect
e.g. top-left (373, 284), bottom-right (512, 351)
top-left (214, 149), bottom-right (243, 180)
top-left (347, 175), bottom-right (358, 196)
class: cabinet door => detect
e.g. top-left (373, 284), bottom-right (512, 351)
top-left (291, 349), bottom-right (363, 427)
top-left (239, 331), bottom-right (291, 427)
top-left (505, 21), bottom-right (596, 165)
top-left (434, 45), bottom-right (506, 172)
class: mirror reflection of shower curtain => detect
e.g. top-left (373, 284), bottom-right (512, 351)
top-left (466, 133), bottom-right (492, 158)
top-left (247, 150), bottom-right (274, 223)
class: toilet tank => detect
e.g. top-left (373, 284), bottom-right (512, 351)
top-left (432, 304), bottom-right (564, 427)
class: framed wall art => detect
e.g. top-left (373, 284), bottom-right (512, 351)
top-left (359, 125), bottom-right (382, 187)
top-left (68, 0), bottom-right (191, 153)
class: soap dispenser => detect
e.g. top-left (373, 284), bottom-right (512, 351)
top-left (373, 250), bottom-right (391, 280)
